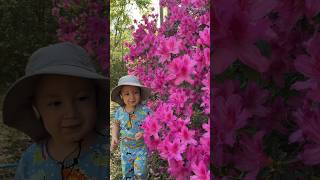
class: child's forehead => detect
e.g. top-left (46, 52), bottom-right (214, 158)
top-left (121, 85), bottom-right (140, 91)
top-left (35, 75), bottom-right (94, 94)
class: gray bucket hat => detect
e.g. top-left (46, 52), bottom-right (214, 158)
top-left (111, 75), bottom-right (151, 105)
top-left (2, 42), bottom-right (107, 142)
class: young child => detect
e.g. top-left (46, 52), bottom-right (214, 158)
top-left (2, 42), bottom-right (108, 179)
top-left (111, 75), bottom-right (151, 180)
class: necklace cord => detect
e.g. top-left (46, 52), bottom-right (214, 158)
top-left (58, 140), bottom-right (82, 180)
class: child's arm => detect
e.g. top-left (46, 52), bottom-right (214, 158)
top-left (111, 121), bottom-right (120, 151)
top-left (135, 132), bottom-right (144, 140)
top-left (135, 106), bottom-right (152, 140)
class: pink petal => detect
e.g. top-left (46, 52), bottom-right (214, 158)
top-left (239, 44), bottom-right (270, 73)
top-left (213, 47), bottom-right (237, 74)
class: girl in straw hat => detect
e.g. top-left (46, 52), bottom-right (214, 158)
top-left (111, 75), bottom-right (152, 180)
top-left (2, 42), bottom-right (108, 179)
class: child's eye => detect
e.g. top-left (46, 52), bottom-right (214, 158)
top-left (48, 101), bottom-right (62, 107)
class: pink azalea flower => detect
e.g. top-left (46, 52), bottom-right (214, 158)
top-left (298, 144), bottom-right (320, 165)
top-left (167, 138), bottom-right (187, 161)
top-left (191, 0), bottom-right (207, 8)
top-left (275, 0), bottom-right (320, 34)
top-left (305, 0), bottom-right (320, 19)
top-left (167, 117), bottom-right (190, 134)
top-left (87, 17), bottom-right (106, 40)
top-left (213, 80), bottom-right (241, 102)
top-left (169, 88), bottom-right (189, 109)
top-left (51, 7), bottom-right (60, 16)
top-left (292, 79), bottom-right (320, 102)
top-left (62, 0), bottom-right (71, 10)
top-left (233, 131), bottom-right (272, 180)
top-left (240, 82), bottom-right (270, 117)
top-left (192, 48), bottom-right (206, 73)
top-left (190, 160), bottom-right (210, 180)
top-left (186, 145), bottom-right (200, 163)
top-left (293, 33), bottom-right (320, 101)
top-left (262, 43), bottom-right (291, 87)
top-left (169, 54), bottom-right (196, 85)
top-left (294, 33), bottom-right (320, 81)
top-left (213, 0), bottom-right (272, 74)
top-left (158, 137), bottom-right (171, 159)
top-left (168, 5), bottom-right (185, 22)
top-left (295, 54), bottom-right (320, 82)
top-left (197, 27), bottom-right (210, 46)
top-left (154, 102), bottom-right (176, 123)
top-left (144, 132), bottom-right (161, 151)
top-left (204, 48), bottom-right (210, 67)
top-left (238, 0), bottom-right (278, 20)
top-left (142, 115), bottom-right (161, 136)
top-left (201, 72), bottom-right (210, 114)
top-left (155, 36), bottom-right (171, 63)
top-left (200, 135), bottom-right (210, 157)
top-left (150, 69), bottom-right (168, 95)
top-left (292, 102), bottom-right (320, 165)
top-left (251, 97), bottom-right (288, 134)
top-left (178, 126), bottom-right (197, 145)
top-left (214, 95), bottom-right (251, 146)
top-left (202, 122), bottom-right (210, 138)
top-left (181, 0), bottom-right (191, 6)
top-left (168, 159), bottom-right (191, 179)
top-left (166, 36), bottom-right (181, 54)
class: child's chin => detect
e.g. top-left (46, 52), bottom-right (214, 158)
top-left (62, 132), bottom-right (85, 143)
top-left (127, 103), bottom-right (138, 107)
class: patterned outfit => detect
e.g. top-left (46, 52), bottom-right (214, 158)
top-left (114, 104), bottom-right (151, 180)
top-left (15, 134), bottom-right (108, 180)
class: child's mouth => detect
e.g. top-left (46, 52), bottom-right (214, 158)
top-left (62, 124), bottom-right (81, 129)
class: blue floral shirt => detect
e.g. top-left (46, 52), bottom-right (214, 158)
top-left (14, 134), bottom-right (108, 180)
top-left (114, 104), bottom-right (151, 148)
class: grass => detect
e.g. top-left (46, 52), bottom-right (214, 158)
top-left (110, 101), bottom-right (123, 179)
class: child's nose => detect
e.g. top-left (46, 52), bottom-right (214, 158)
top-left (64, 101), bottom-right (78, 118)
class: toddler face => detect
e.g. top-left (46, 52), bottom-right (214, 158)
top-left (34, 75), bottom-right (97, 143)
top-left (120, 85), bottom-right (141, 108)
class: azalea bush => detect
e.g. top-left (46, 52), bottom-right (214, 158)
top-left (52, 0), bottom-right (108, 71)
top-left (214, 0), bottom-right (320, 179)
top-left (124, 0), bottom-right (210, 179)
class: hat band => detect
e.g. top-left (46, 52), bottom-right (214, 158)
top-left (26, 63), bottom-right (96, 75)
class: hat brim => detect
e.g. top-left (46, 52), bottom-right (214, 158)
top-left (111, 83), bottom-right (151, 105)
top-left (2, 65), bottom-right (107, 141)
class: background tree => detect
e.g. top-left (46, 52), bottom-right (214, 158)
top-left (0, 0), bottom-right (57, 93)
top-left (110, 0), bottom-right (152, 89)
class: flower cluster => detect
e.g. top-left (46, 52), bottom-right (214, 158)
top-left (52, 0), bottom-right (108, 70)
top-left (214, 0), bottom-right (320, 179)
top-left (124, 0), bottom-right (210, 179)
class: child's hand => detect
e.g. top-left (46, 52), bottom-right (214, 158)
top-left (111, 137), bottom-right (119, 151)
top-left (135, 132), bottom-right (144, 140)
